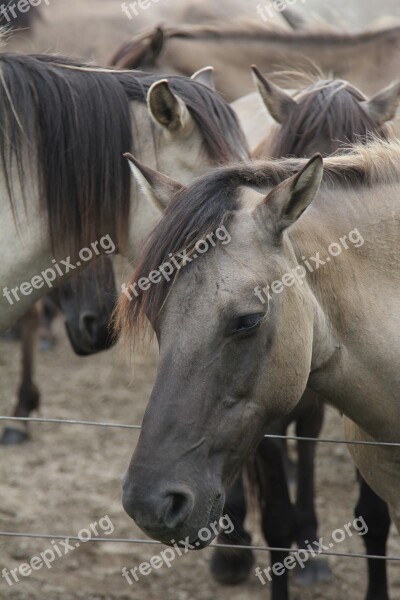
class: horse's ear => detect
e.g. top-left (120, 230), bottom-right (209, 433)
top-left (262, 154), bottom-right (323, 235)
top-left (124, 153), bottom-right (185, 211)
top-left (190, 66), bottom-right (216, 91)
top-left (251, 65), bottom-right (296, 124)
top-left (280, 6), bottom-right (308, 29)
top-left (110, 26), bottom-right (164, 68)
top-left (363, 81), bottom-right (400, 124)
top-left (149, 26), bottom-right (164, 58)
top-left (147, 79), bottom-right (194, 133)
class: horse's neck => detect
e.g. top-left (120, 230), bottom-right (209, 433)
top-left (0, 176), bottom-right (57, 330)
top-left (292, 183), bottom-right (400, 439)
top-left (129, 101), bottom-right (157, 164)
top-left (164, 28), bottom-right (400, 100)
top-left (293, 182), bottom-right (400, 296)
top-left (124, 102), bottom-right (163, 264)
top-left (231, 92), bottom-right (277, 156)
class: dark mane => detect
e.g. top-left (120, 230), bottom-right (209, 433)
top-left (0, 53), bottom-right (247, 254)
top-left (113, 70), bottom-right (248, 165)
top-left (110, 22), bottom-right (400, 70)
top-left (116, 139), bottom-right (400, 337)
top-left (268, 80), bottom-right (388, 157)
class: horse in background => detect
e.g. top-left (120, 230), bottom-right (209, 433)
top-left (0, 53), bottom-right (248, 332)
top-left (110, 21), bottom-right (400, 101)
top-left (0, 54), bottom-right (247, 446)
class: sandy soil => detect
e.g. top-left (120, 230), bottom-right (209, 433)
top-left (1, 1), bottom-right (400, 599)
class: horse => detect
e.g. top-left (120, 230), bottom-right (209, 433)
top-left (110, 21), bottom-right (400, 101)
top-left (116, 141), bottom-right (400, 586)
top-left (210, 72), bottom-right (399, 600)
top-left (1, 256), bottom-right (118, 445)
top-left (0, 53), bottom-right (248, 333)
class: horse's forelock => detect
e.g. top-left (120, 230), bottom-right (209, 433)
top-left (114, 168), bottom-right (243, 342)
top-left (270, 80), bottom-right (388, 158)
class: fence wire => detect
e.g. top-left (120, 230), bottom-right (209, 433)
top-left (0, 531), bottom-right (399, 562)
top-left (1, 415), bottom-right (400, 447)
top-left (1, 414), bottom-right (400, 563)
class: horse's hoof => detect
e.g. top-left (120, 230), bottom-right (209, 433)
top-left (294, 556), bottom-right (333, 586)
top-left (210, 546), bottom-right (255, 585)
top-left (0, 427), bottom-right (30, 445)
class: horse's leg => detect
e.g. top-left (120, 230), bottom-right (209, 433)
top-left (210, 471), bottom-right (255, 584)
top-left (1, 306), bottom-right (40, 445)
top-left (293, 391), bottom-right (332, 585)
top-left (256, 437), bottom-right (296, 600)
top-left (356, 474), bottom-right (391, 600)
top-left (38, 296), bottom-right (58, 351)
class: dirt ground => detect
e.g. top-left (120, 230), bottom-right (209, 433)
top-left (1, 1), bottom-right (400, 599)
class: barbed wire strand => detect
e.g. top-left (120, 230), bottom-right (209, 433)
top-left (1, 416), bottom-right (400, 563)
top-left (1, 415), bottom-right (399, 448)
top-left (0, 531), bottom-right (399, 561)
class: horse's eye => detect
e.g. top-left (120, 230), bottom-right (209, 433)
top-left (231, 313), bottom-right (264, 334)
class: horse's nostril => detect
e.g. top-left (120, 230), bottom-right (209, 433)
top-left (162, 489), bottom-right (194, 530)
top-left (122, 482), bottom-right (196, 536)
top-left (79, 311), bottom-right (98, 342)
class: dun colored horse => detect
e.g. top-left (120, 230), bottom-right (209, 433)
top-left (117, 140), bottom-right (400, 583)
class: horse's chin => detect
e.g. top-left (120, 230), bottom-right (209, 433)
top-left (185, 492), bottom-right (226, 550)
top-left (64, 323), bottom-right (115, 356)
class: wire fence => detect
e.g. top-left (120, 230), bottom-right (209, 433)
top-left (1, 413), bottom-right (400, 563)
top-left (0, 531), bottom-right (399, 562)
top-left (1, 415), bottom-right (400, 447)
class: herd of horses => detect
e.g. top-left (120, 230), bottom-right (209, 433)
top-left (1, 3), bottom-right (400, 600)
